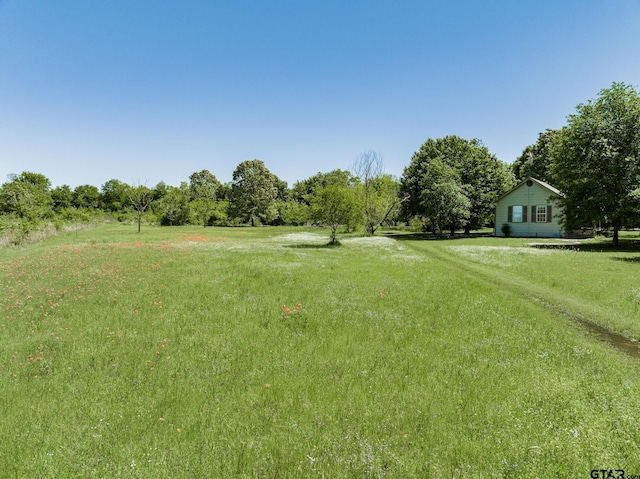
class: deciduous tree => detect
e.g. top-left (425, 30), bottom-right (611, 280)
top-left (551, 82), bottom-right (640, 245)
top-left (352, 151), bottom-right (406, 235)
top-left (229, 160), bottom-right (279, 226)
top-left (419, 159), bottom-right (471, 235)
top-left (189, 169), bottom-right (223, 227)
top-left (101, 179), bottom-right (131, 212)
top-left (311, 184), bottom-right (361, 245)
top-left (73, 185), bottom-right (101, 209)
top-left (154, 182), bottom-right (191, 226)
top-left (51, 185), bottom-right (74, 212)
top-left (401, 136), bottom-right (513, 233)
top-left (128, 184), bottom-right (154, 233)
top-left (0, 172), bottom-right (53, 220)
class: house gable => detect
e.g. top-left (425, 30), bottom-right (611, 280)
top-left (495, 177), bottom-right (564, 238)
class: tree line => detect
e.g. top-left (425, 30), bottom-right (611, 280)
top-left (2, 82), bottom-right (638, 245)
top-left (0, 157), bottom-right (409, 244)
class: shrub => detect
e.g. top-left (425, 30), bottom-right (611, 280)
top-left (501, 223), bottom-right (512, 237)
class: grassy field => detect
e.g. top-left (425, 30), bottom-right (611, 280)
top-left (1, 224), bottom-right (640, 478)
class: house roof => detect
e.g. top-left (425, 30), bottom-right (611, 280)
top-left (497, 177), bottom-right (563, 202)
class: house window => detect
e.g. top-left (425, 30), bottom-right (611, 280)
top-left (536, 205), bottom-right (547, 222)
top-left (512, 205), bottom-right (523, 222)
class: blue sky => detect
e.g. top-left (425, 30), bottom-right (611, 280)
top-left (1, 0), bottom-right (639, 189)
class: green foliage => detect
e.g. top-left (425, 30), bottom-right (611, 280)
top-left (551, 82), bottom-right (640, 245)
top-left (419, 159), bottom-right (471, 235)
top-left (101, 179), bottom-right (131, 212)
top-left (311, 184), bottom-right (361, 244)
top-left (275, 199), bottom-right (309, 226)
top-left (229, 160), bottom-right (279, 226)
top-left (189, 169), bottom-right (221, 201)
top-left (401, 135), bottom-right (514, 233)
top-left (153, 183), bottom-right (192, 226)
top-left (408, 216), bottom-right (426, 232)
top-left (51, 185), bottom-right (74, 212)
top-left (0, 172), bottom-right (53, 220)
top-left (73, 184), bottom-right (101, 209)
top-left (291, 169), bottom-right (357, 205)
top-left (352, 151), bottom-right (404, 235)
top-left (501, 222), bottom-right (512, 237)
top-left (153, 181), bottom-right (170, 201)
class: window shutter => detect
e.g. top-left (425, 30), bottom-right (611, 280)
top-left (522, 205), bottom-right (527, 222)
top-left (507, 206), bottom-right (512, 222)
top-left (547, 205), bottom-right (552, 223)
top-left (531, 205), bottom-right (537, 223)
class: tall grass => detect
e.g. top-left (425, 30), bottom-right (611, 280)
top-left (1, 225), bottom-right (639, 477)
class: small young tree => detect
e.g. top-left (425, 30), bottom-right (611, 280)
top-left (128, 184), bottom-right (154, 233)
top-left (352, 151), bottom-right (406, 235)
top-left (311, 184), bottom-right (361, 245)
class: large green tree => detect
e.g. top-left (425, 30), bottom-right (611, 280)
top-left (154, 182), bottom-right (191, 226)
top-left (229, 160), bottom-right (279, 226)
top-left (101, 179), bottom-right (131, 212)
top-left (292, 169), bottom-right (356, 204)
top-left (189, 169), bottom-right (223, 227)
top-left (73, 185), bottom-right (101, 209)
top-left (401, 136), bottom-right (513, 233)
top-left (552, 82), bottom-right (640, 246)
top-left (419, 159), bottom-right (471, 236)
top-left (51, 185), bottom-right (74, 212)
top-left (0, 172), bottom-right (53, 220)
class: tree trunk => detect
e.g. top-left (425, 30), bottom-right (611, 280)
top-left (450, 223), bottom-right (455, 236)
top-left (464, 224), bottom-right (471, 235)
top-left (613, 224), bottom-right (619, 247)
top-left (330, 225), bottom-right (338, 245)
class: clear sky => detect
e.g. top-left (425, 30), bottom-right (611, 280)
top-left (1, 0), bottom-right (639, 189)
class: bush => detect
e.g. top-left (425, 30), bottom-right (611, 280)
top-left (408, 217), bottom-right (422, 232)
top-left (501, 223), bottom-right (512, 237)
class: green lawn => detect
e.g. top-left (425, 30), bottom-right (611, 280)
top-left (1, 225), bottom-right (639, 477)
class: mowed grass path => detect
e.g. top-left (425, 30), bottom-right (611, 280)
top-left (1, 225), bottom-right (639, 478)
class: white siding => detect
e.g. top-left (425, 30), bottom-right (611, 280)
top-left (495, 181), bottom-right (564, 237)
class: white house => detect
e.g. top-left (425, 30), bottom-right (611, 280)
top-left (495, 177), bottom-right (564, 238)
